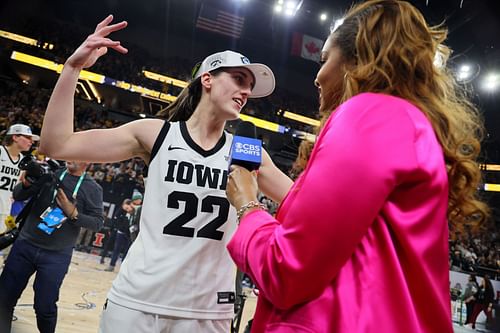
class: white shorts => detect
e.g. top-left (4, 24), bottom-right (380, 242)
top-left (98, 299), bottom-right (231, 333)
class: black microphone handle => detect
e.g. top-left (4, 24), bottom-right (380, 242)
top-left (235, 121), bottom-right (257, 139)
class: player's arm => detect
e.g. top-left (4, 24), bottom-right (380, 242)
top-left (39, 15), bottom-right (154, 163)
top-left (40, 116), bottom-right (163, 164)
top-left (257, 149), bottom-right (293, 204)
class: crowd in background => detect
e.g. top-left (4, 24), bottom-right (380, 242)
top-left (1, 17), bottom-right (318, 132)
top-left (450, 230), bottom-right (500, 280)
top-left (86, 160), bottom-right (146, 202)
top-left (0, 80), bottom-right (121, 133)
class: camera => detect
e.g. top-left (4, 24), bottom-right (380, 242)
top-left (0, 154), bottom-right (62, 250)
top-left (0, 228), bottom-right (19, 251)
top-left (18, 153), bottom-right (61, 184)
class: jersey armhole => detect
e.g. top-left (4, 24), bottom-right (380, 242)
top-left (150, 121), bottom-right (171, 164)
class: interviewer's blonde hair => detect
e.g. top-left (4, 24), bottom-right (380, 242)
top-left (317, 0), bottom-right (489, 226)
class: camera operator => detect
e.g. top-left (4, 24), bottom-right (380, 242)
top-left (0, 161), bottom-right (103, 333)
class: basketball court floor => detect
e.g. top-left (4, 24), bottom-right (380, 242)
top-left (0, 251), bottom-right (493, 333)
top-left (1, 251), bottom-right (256, 333)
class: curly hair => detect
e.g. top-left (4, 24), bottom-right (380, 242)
top-left (289, 139), bottom-right (314, 180)
top-left (314, 0), bottom-right (489, 226)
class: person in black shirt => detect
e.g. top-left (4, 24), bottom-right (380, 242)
top-left (0, 161), bottom-right (103, 333)
top-left (104, 198), bottom-right (134, 272)
top-left (467, 275), bottom-right (496, 330)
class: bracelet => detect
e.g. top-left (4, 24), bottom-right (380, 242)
top-left (237, 201), bottom-right (266, 221)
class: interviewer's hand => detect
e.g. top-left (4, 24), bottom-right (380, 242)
top-left (65, 15), bottom-right (128, 70)
top-left (226, 165), bottom-right (259, 210)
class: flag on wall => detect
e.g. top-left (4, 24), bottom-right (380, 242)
top-left (290, 32), bottom-right (324, 62)
top-left (196, 5), bottom-right (245, 39)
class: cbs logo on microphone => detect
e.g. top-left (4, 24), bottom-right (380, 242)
top-left (235, 142), bottom-right (261, 157)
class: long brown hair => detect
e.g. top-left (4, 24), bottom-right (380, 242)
top-left (156, 77), bottom-right (202, 122)
top-left (2, 135), bottom-right (15, 146)
top-left (289, 139), bottom-right (314, 180)
top-left (156, 68), bottom-right (225, 122)
top-left (315, 0), bottom-right (489, 225)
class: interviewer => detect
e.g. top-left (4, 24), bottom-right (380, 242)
top-left (226, 1), bottom-right (489, 332)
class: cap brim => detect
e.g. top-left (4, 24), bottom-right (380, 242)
top-left (7, 132), bottom-right (40, 140)
top-left (242, 63), bottom-right (275, 98)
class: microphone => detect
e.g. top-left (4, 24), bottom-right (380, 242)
top-left (229, 121), bottom-right (262, 171)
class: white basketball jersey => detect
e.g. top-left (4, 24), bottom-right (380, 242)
top-left (0, 146), bottom-right (22, 232)
top-left (108, 121), bottom-right (238, 319)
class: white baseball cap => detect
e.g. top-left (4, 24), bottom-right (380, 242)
top-left (6, 124), bottom-right (40, 141)
top-left (192, 50), bottom-right (275, 98)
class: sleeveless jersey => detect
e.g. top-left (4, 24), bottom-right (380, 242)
top-left (0, 145), bottom-right (22, 232)
top-left (107, 121), bottom-right (238, 319)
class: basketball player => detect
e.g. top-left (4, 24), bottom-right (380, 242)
top-left (0, 124), bottom-right (39, 258)
top-left (39, 15), bottom-right (293, 333)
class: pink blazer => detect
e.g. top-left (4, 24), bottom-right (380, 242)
top-left (228, 93), bottom-right (453, 332)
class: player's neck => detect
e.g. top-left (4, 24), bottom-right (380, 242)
top-left (5, 144), bottom-right (22, 162)
top-left (186, 113), bottom-right (225, 150)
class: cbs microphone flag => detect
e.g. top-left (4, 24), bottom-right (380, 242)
top-left (291, 32), bottom-right (324, 62)
top-left (196, 5), bottom-right (245, 39)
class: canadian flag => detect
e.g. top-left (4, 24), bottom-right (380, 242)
top-left (291, 32), bottom-right (324, 62)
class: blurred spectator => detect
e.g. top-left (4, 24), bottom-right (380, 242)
top-left (129, 192), bottom-right (142, 243)
top-left (104, 199), bottom-right (134, 272)
top-left (462, 274), bottom-right (479, 324)
top-left (466, 275), bottom-right (495, 329)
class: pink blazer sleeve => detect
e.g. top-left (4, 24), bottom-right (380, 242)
top-left (227, 93), bottom-right (425, 309)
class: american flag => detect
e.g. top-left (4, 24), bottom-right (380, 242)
top-left (196, 5), bottom-right (245, 39)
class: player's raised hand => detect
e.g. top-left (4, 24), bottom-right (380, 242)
top-left (65, 15), bottom-right (128, 70)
